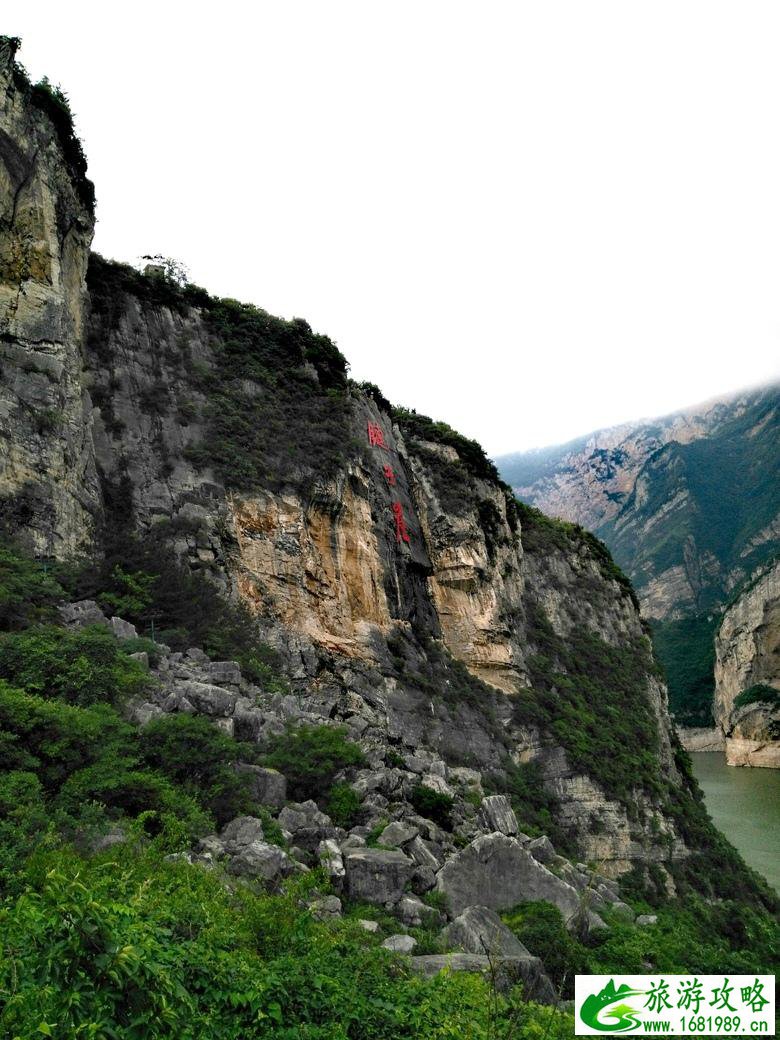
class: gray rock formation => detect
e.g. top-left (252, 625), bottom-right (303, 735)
top-left (344, 848), bottom-right (414, 905)
top-left (435, 833), bottom-right (592, 926)
top-left (714, 560), bottom-right (780, 767)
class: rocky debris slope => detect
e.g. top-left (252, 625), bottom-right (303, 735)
top-left (60, 601), bottom-right (646, 1000)
top-left (713, 559), bottom-right (780, 767)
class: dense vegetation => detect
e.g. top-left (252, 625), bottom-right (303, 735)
top-left (513, 604), bottom-right (661, 801)
top-left (63, 504), bottom-right (286, 690)
top-left (734, 683), bottom-right (780, 710)
top-left (504, 898), bottom-right (779, 999)
top-left (650, 613), bottom-right (717, 725)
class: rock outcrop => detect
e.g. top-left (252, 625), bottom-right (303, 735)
top-left (714, 560), bottom-right (780, 767)
top-left (0, 39), bottom-right (98, 557)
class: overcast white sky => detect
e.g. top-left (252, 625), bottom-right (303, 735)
top-left (8, 2), bottom-right (780, 454)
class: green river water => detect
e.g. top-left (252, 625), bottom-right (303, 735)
top-left (690, 752), bottom-right (780, 894)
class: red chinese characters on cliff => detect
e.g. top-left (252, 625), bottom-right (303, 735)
top-left (392, 501), bottom-right (411, 544)
top-left (367, 422), bottom-right (386, 449)
top-left (382, 464), bottom-right (396, 486)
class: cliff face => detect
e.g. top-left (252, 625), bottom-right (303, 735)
top-left (714, 559), bottom-right (780, 767)
top-left (0, 44), bottom-right (702, 880)
top-left (0, 39), bottom-right (98, 557)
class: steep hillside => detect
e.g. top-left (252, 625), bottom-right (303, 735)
top-left (0, 36), bottom-right (776, 1035)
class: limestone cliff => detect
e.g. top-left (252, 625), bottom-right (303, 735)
top-left (0, 38), bottom-right (98, 557)
top-left (714, 559), bottom-right (780, 768)
top-left (0, 40), bottom-right (711, 883)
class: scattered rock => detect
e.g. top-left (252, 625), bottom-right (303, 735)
top-left (344, 848), bottom-right (414, 904)
top-left (435, 833), bottom-right (589, 927)
top-left (359, 919), bottom-right (380, 933)
top-left (233, 763), bottom-right (287, 809)
top-left (479, 795), bottom-right (519, 836)
top-left (220, 816), bottom-right (265, 849)
top-left (636, 914), bottom-right (658, 926)
top-left (228, 841), bottom-right (294, 881)
top-left (440, 905), bottom-right (531, 959)
top-left (309, 895), bottom-right (342, 920)
top-left (382, 934), bottom-right (417, 954)
top-left (379, 820), bottom-right (419, 848)
top-left (109, 616), bottom-right (138, 641)
top-left (410, 953), bottom-right (556, 1001)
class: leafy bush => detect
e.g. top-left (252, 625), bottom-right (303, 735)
top-left (139, 714), bottom-right (256, 826)
top-left (0, 681), bottom-right (135, 791)
top-left (56, 762), bottom-right (211, 839)
top-left (409, 784), bottom-right (454, 829)
top-left (0, 623), bottom-right (148, 707)
top-left (651, 613), bottom-right (717, 725)
top-left (504, 902), bottom-right (588, 997)
top-left (326, 781), bottom-right (363, 828)
top-left (513, 607), bottom-right (661, 801)
top-left (0, 770), bottom-right (50, 889)
top-left (66, 524), bottom-right (287, 691)
top-left (263, 724), bottom-right (366, 803)
top-left (0, 843), bottom-right (573, 1039)
top-left (0, 541), bottom-right (64, 631)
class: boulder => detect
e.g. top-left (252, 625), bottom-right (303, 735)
top-left (220, 815), bottom-right (265, 849)
top-left (379, 820), bottom-right (419, 848)
top-left (435, 833), bottom-right (585, 926)
top-left (318, 838), bottom-right (345, 885)
top-left (309, 895), bottom-right (342, 921)
top-left (636, 914), bottom-right (658, 927)
top-left (344, 848), bottom-right (414, 905)
top-left (440, 905), bottom-right (531, 959)
top-left (359, 919), bottom-right (380, 933)
top-left (479, 795), bottom-right (518, 836)
top-left (407, 835), bottom-right (443, 871)
top-left (233, 763), bottom-right (287, 808)
top-left (206, 660), bottom-right (243, 687)
top-left (382, 934), bottom-right (417, 954)
top-left (179, 681), bottom-right (237, 717)
top-left (228, 841), bottom-right (294, 881)
top-left (397, 894), bottom-right (428, 927)
top-left (278, 801), bottom-right (336, 850)
top-left (110, 616), bottom-right (138, 641)
top-left (410, 954), bottom-right (556, 1001)
top-left (526, 835), bottom-right (556, 864)
top-left (59, 600), bottom-right (108, 628)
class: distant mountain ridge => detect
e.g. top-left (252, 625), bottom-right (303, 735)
top-left (497, 383), bottom-right (780, 620)
top-left (497, 383), bottom-right (780, 727)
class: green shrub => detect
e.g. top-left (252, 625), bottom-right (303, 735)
top-left (0, 623), bottom-right (148, 707)
top-left (504, 902), bottom-right (587, 997)
top-left (56, 762), bottom-right (211, 839)
top-left (0, 681), bottom-right (136, 791)
top-left (0, 541), bottom-right (64, 631)
top-left (66, 527), bottom-right (287, 691)
top-left (409, 784), bottom-right (454, 829)
top-left (0, 770), bottom-right (50, 888)
top-left (139, 714), bottom-right (256, 826)
top-left (0, 842), bottom-right (572, 1039)
top-left (651, 613), bottom-right (717, 725)
top-left (327, 782), bottom-right (363, 828)
top-left (263, 724), bottom-right (366, 803)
